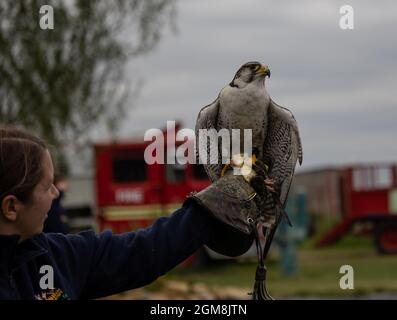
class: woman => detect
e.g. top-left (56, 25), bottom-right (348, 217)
top-left (0, 126), bottom-right (265, 300)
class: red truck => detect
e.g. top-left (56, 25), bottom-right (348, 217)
top-left (95, 141), bottom-right (209, 233)
top-left (93, 125), bottom-right (215, 265)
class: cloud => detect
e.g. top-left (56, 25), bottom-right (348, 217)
top-left (116, 0), bottom-right (397, 169)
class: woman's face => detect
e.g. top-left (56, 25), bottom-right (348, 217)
top-left (17, 149), bottom-right (60, 240)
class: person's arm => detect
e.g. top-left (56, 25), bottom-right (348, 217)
top-left (79, 202), bottom-right (210, 299)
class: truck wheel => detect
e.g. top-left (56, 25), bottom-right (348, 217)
top-left (375, 222), bottom-right (397, 254)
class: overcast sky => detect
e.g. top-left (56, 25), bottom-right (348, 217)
top-left (115, 0), bottom-right (397, 171)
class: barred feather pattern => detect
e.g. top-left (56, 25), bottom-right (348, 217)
top-left (264, 100), bottom-right (303, 210)
top-left (195, 98), bottom-right (223, 182)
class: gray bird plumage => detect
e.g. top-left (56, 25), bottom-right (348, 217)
top-left (196, 61), bottom-right (303, 221)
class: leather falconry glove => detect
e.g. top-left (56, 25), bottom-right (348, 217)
top-left (184, 158), bottom-right (273, 258)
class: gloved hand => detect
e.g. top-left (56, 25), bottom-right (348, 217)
top-left (184, 158), bottom-right (272, 257)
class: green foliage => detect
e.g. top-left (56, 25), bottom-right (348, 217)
top-left (0, 0), bottom-right (175, 158)
top-left (161, 244), bottom-right (397, 298)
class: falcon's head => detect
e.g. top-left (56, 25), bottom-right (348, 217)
top-left (230, 61), bottom-right (270, 88)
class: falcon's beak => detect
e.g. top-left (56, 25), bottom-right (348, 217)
top-left (256, 65), bottom-right (271, 78)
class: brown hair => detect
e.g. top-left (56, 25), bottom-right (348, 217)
top-left (0, 126), bottom-right (48, 204)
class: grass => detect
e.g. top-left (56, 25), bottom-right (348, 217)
top-left (150, 235), bottom-right (397, 298)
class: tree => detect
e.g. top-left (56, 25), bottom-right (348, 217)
top-left (0, 0), bottom-right (176, 173)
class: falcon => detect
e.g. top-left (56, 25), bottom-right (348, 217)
top-left (196, 61), bottom-right (303, 226)
top-left (195, 62), bottom-right (303, 300)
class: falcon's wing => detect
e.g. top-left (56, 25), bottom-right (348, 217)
top-left (264, 99), bottom-right (303, 207)
top-left (195, 97), bottom-right (223, 182)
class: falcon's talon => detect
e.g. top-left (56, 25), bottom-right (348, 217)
top-left (264, 178), bottom-right (274, 185)
top-left (264, 178), bottom-right (275, 193)
top-left (220, 164), bottom-right (231, 177)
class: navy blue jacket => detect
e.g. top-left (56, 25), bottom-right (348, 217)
top-left (0, 203), bottom-right (210, 300)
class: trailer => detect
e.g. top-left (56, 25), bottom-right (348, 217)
top-left (294, 164), bottom-right (397, 253)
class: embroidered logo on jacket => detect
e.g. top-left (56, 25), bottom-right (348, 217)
top-left (35, 288), bottom-right (70, 300)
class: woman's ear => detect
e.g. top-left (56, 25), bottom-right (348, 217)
top-left (1, 195), bottom-right (19, 222)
